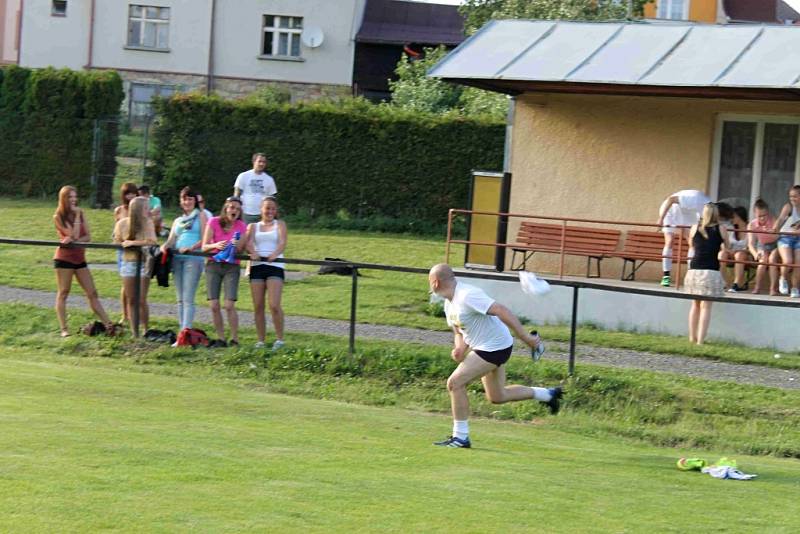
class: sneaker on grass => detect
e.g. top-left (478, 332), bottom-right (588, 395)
top-left (433, 436), bottom-right (471, 448)
top-left (543, 387), bottom-right (563, 415)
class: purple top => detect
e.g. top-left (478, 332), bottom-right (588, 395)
top-left (207, 216), bottom-right (247, 265)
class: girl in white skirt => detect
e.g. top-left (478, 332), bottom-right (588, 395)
top-left (684, 203), bottom-right (730, 345)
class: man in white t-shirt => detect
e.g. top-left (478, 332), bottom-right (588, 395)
top-left (234, 153), bottom-right (277, 224)
top-left (657, 189), bottom-right (710, 287)
top-left (428, 264), bottom-right (562, 449)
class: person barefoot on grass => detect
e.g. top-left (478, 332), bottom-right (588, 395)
top-left (114, 196), bottom-right (157, 336)
top-left (53, 185), bottom-right (114, 337)
top-left (428, 263), bottom-right (560, 449)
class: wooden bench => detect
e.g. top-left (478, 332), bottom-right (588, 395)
top-left (510, 221), bottom-right (622, 277)
top-left (617, 230), bottom-right (690, 281)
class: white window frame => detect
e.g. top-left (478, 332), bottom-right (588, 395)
top-left (127, 5), bottom-right (170, 51)
top-left (260, 15), bottom-right (303, 60)
top-left (52, 0), bottom-right (67, 16)
top-left (710, 113), bottom-right (800, 208)
top-left (657, 0), bottom-right (690, 20)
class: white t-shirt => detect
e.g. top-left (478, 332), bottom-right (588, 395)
top-left (444, 282), bottom-right (513, 352)
top-left (234, 170), bottom-right (277, 215)
top-left (662, 189), bottom-right (710, 227)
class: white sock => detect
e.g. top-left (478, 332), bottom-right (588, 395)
top-left (531, 387), bottom-right (552, 402)
top-left (453, 420), bottom-right (469, 440)
top-left (662, 246), bottom-right (672, 272)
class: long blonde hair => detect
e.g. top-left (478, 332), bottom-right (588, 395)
top-left (697, 202), bottom-right (719, 239)
top-left (126, 197), bottom-right (148, 241)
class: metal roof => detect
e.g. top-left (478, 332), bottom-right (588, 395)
top-left (428, 20), bottom-right (800, 100)
top-left (356, 0), bottom-right (465, 46)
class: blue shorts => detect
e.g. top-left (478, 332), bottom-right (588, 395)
top-left (777, 235), bottom-right (800, 250)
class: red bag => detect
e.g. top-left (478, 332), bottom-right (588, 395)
top-left (176, 327), bottom-right (210, 347)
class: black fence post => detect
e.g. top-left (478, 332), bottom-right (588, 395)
top-left (568, 286), bottom-right (579, 376)
top-left (349, 265), bottom-right (357, 356)
top-left (132, 247), bottom-right (142, 338)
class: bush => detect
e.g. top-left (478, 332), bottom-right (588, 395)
top-left (150, 94), bottom-right (504, 226)
top-left (0, 66), bottom-right (123, 205)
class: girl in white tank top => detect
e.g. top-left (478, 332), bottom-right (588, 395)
top-left (253, 221), bottom-right (285, 269)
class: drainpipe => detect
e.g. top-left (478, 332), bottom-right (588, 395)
top-left (16, 0), bottom-right (24, 63)
top-left (206, 0), bottom-right (216, 94)
top-left (86, 0), bottom-right (96, 68)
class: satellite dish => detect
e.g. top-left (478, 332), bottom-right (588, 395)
top-left (301, 26), bottom-right (325, 48)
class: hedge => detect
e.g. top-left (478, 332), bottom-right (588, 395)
top-left (151, 95), bottom-right (505, 225)
top-left (0, 66), bottom-right (123, 206)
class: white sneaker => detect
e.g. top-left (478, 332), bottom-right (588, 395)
top-left (254, 341), bottom-right (265, 348)
top-left (792, 288), bottom-right (800, 298)
top-left (779, 278), bottom-right (789, 295)
top-left (272, 340), bottom-right (285, 350)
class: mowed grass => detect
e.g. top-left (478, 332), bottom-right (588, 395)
top-left (1, 196), bottom-right (799, 369)
top-left (2, 350), bottom-right (800, 533)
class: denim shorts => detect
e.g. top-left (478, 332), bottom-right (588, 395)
top-left (119, 260), bottom-right (146, 278)
top-left (755, 241), bottom-right (778, 253)
top-left (206, 262), bottom-right (241, 301)
top-left (777, 235), bottom-right (800, 250)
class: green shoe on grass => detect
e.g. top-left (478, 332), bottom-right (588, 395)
top-left (676, 457), bottom-right (707, 471)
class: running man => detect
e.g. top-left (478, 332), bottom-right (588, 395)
top-left (428, 264), bottom-right (563, 449)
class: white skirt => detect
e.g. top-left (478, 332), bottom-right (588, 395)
top-left (684, 269), bottom-right (724, 297)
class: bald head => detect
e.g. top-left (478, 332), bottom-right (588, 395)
top-left (429, 263), bottom-right (456, 298)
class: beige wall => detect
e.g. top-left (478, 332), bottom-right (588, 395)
top-left (508, 92), bottom-right (800, 276)
top-left (1, 0), bottom-right (21, 64)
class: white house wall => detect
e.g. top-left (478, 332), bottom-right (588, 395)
top-left (213, 0), bottom-right (361, 86)
top-left (19, 0), bottom-right (90, 70)
top-left (91, 0), bottom-right (210, 75)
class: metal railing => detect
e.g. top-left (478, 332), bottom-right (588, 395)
top-left (445, 208), bottom-right (800, 290)
top-left (2, 235), bottom-right (799, 376)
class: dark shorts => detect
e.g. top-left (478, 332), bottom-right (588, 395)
top-left (54, 260), bottom-right (88, 270)
top-left (474, 345), bottom-right (513, 367)
top-left (249, 264), bottom-right (285, 281)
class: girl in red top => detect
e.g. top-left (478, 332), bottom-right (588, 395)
top-left (53, 185), bottom-right (113, 337)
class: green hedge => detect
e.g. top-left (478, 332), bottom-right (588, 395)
top-left (151, 95), bottom-right (504, 225)
top-left (0, 66), bottom-right (123, 206)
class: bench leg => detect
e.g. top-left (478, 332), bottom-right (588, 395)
top-left (510, 250), bottom-right (534, 271)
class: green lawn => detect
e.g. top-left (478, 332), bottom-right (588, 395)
top-left (1, 196), bottom-right (799, 369)
top-left (2, 349), bottom-right (799, 532)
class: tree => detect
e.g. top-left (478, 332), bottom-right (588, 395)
top-left (459, 0), bottom-right (648, 34)
top-left (389, 46), bottom-right (508, 119)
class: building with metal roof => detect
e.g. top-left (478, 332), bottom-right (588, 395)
top-left (429, 20), bottom-right (800, 281)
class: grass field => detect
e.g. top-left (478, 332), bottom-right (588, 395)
top-left (1, 196), bottom-right (799, 371)
top-left (2, 344), bottom-right (799, 532)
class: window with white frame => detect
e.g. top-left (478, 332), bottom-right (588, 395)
top-left (52, 0), bottom-right (67, 16)
top-left (713, 117), bottom-right (800, 212)
top-left (657, 0), bottom-right (689, 20)
top-left (262, 15), bottom-right (303, 58)
top-left (127, 5), bottom-right (170, 50)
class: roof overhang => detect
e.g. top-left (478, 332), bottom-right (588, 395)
top-left (429, 20), bottom-right (800, 102)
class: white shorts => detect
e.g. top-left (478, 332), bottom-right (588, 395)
top-left (662, 206), bottom-right (699, 234)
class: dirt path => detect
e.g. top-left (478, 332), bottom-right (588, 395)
top-left (1, 284), bottom-right (797, 390)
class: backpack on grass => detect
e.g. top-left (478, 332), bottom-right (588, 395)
top-left (176, 327), bottom-right (210, 348)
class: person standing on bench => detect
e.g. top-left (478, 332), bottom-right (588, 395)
top-left (657, 189), bottom-right (710, 287)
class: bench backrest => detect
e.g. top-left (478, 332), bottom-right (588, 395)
top-left (515, 221), bottom-right (621, 255)
top-left (621, 230), bottom-right (690, 259)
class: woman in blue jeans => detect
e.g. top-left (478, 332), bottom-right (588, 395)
top-left (162, 187), bottom-right (207, 330)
